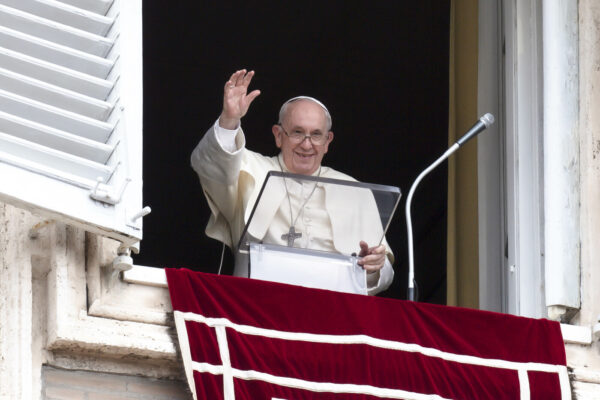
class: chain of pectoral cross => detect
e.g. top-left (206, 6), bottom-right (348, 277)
top-left (278, 160), bottom-right (321, 247)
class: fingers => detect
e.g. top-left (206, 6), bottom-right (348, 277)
top-left (371, 244), bottom-right (386, 255)
top-left (225, 69), bottom-right (254, 90)
top-left (246, 89), bottom-right (261, 104)
top-left (225, 72), bottom-right (235, 87)
top-left (221, 69), bottom-right (259, 124)
top-left (358, 253), bottom-right (386, 272)
top-left (242, 70), bottom-right (255, 87)
top-left (360, 255), bottom-right (385, 272)
top-left (227, 70), bottom-right (240, 82)
top-left (225, 70), bottom-right (241, 90)
top-left (357, 242), bottom-right (386, 272)
top-left (358, 241), bottom-right (385, 256)
top-left (235, 70), bottom-right (245, 86)
top-left (358, 240), bottom-right (369, 257)
top-left (223, 70), bottom-right (258, 104)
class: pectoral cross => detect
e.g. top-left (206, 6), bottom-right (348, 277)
top-left (281, 226), bottom-right (302, 247)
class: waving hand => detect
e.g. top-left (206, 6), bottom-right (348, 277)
top-left (219, 69), bottom-right (261, 130)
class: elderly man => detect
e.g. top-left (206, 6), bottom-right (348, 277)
top-left (191, 69), bottom-right (393, 295)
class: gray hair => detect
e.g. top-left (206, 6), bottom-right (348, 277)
top-left (278, 96), bottom-right (332, 131)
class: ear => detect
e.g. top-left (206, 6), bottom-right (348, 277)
top-left (272, 125), bottom-right (283, 148)
top-left (323, 130), bottom-right (334, 153)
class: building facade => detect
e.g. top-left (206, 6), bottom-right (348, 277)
top-left (1, 0), bottom-right (599, 399)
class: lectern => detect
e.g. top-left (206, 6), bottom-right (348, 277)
top-left (237, 171), bottom-right (401, 294)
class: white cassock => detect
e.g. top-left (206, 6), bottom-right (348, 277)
top-left (191, 120), bottom-right (394, 295)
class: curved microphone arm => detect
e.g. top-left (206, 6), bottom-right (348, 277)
top-left (405, 113), bottom-right (494, 301)
top-left (405, 145), bottom-right (458, 301)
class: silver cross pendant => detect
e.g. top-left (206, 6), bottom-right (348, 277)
top-left (281, 226), bottom-right (302, 247)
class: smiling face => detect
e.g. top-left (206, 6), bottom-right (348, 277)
top-left (272, 99), bottom-right (334, 175)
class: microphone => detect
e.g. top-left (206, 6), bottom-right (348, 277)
top-left (457, 113), bottom-right (495, 147)
top-left (405, 113), bottom-right (495, 301)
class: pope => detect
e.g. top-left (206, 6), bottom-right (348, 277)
top-left (191, 69), bottom-right (394, 295)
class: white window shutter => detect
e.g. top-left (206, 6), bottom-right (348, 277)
top-left (0, 0), bottom-right (145, 246)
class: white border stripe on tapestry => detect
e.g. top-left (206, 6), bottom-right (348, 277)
top-left (558, 368), bottom-right (572, 400)
top-left (173, 311), bottom-right (198, 400)
top-left (191, 361), bottom-right (450, 400)
top-left (215, 325), bottom-right (235, 400)
top-left (179, 312), bottom-right (568, 375)
top-left (518, 369), bottom-right (531, 400)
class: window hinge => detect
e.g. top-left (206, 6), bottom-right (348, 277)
top-left (90, 176), bottom-right (130, 205)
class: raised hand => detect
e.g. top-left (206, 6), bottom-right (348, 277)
top-left (219, 69), bottom-right (261, 130)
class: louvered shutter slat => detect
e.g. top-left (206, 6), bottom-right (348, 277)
top-left (0, 48), bottom-right (113, 99)
top-left (0, 89), bottom-right (114, 142)
top-left (0, 67), bottom-right (113, 120)
top-left (57, 0), bottom-right (114, 16)
top-left (0, 132), bottom-right (113, 182)
top-left (0, 26), bottom-right (114, 78)
top-left (0, 4), bottom-right (114, 57)
top-left (0, 0), bottom-right (115, 36)
top-left (0, 111), bottom-right (113, 163)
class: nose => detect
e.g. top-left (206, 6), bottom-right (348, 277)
top-left (299, 136), bottom-right (313, 149)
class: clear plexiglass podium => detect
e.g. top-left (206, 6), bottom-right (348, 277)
top-left (237, 171), bottom-right (401, 294)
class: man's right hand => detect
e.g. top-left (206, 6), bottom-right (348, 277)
top-left (219, 69), bottom-right (261, 130)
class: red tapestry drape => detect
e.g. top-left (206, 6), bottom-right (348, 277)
top-left (166, 269), bottom-right (569, 400)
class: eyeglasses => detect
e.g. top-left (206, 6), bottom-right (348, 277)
top-left (279, 125), bottom-right (329, 145)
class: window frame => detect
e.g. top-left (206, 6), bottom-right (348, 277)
top-left (478, 0), bottom-right (546, 318)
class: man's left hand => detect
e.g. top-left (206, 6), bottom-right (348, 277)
top-left (357, 241), bottom-right (386, 273)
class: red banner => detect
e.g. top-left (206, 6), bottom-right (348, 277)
top-left (166, 269), bottom-right (569, 400)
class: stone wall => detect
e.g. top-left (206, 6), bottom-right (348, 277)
top-left (42, 367), bottom-right (191, 400)
top-left (0, 202), bottom-right (185, 400)
top-left (567, 1), bottom-right (600, 397)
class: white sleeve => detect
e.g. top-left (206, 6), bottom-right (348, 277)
top-left (366, 257), bottom-right (394, 295)
top-left (213, 119), bottom-right (243, 154)
top-left (190, 118), bottom-right (246, 185)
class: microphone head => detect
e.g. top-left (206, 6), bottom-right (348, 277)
top-left (480, 113), bottom-right (495, 127)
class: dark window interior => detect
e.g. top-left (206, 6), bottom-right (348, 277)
top-left (137, 1), bottom-right (451, 302)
